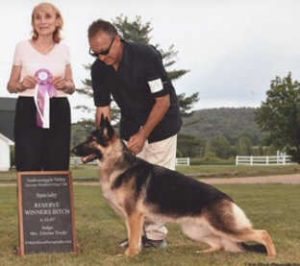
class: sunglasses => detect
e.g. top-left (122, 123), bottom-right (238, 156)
top-left (89, 37), bottom-right (115, 57)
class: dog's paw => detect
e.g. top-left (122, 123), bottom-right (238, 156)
top-left (125, 247), bottom-right (140, 257)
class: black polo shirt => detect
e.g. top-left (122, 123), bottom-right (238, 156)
top-left (91, 41), bottom-right (182, 143)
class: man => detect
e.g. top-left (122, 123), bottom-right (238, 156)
top-left (88, 19), bottom-right (182, 248)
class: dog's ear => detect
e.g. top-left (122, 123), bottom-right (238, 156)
top-left (99, 114), bottom-right (105, 128)
top-left (104, 117), bottom-right (115, 140)
top-left (98, 116), bottom-right (115, 142)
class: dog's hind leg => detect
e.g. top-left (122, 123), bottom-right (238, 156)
top-left (201, 200), bottom-right (273, 256)
top-left (181, 221), bottom-right (223, 253)
top-left (234, 229), bottom-right (276, 257)
top-left (125, 212), bottom-right (145, 257)
top-left (227, 203), bottom-right (276, 257)
top-left (220, 238), bottom-right (244, 253)
top-left (207, 201), bottom-right (276, 257)
top-left (198, 237), bottom-right (223, 254)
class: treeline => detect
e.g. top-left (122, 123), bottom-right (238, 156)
top-left (71, 107), bottom-right (276, 161)
top-left (176, 107), bottom-right (276, 159)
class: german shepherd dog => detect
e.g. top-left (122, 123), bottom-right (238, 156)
top-left (72, 117), bottom-right (276, 257)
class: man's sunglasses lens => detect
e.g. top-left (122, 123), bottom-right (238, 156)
top-left (89, 49), bottom-right (109, 57)
top-left (89, 37), bottom-right (115, 57)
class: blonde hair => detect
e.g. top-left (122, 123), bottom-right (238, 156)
top-left (31, 2), bottom-right (63, 43)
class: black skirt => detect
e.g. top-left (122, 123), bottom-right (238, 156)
top-left (14, 97), bottom-right (71, 171)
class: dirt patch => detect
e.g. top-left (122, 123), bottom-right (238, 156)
top-left (201, 173), bottom-right (300, 185)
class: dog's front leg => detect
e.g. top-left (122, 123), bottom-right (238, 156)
top-left (125, 212), bottom-right (144, 257)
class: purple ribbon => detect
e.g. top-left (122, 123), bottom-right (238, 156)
top-left (34, 69), bottom-right (56, 128)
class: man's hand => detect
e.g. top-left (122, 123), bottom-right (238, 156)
top-left (128, 127), bottom-right (146, 154)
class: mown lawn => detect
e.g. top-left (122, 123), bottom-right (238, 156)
top-left (1, 164), bottom-right (300, 183)
top-left (0, 184), bottom-right (299, 265)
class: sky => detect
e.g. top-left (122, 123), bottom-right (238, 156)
top-left (1, 0), bottom-right (300, 122)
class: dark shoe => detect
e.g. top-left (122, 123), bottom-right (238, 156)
top-left (142, 236), bottom-right (167, 248)
top-left (119, 236), bottom-right (167, 249)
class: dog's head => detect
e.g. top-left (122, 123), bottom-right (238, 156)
top-left (72, 115), bottom-right (116, 163)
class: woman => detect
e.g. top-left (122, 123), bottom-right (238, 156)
top-left (7, 2), bottom-right (75, 171)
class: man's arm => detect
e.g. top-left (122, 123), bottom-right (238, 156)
top-left (127, 94), bottom-right (170, 154)
top-left (128, 45), bottom-right (173, 154)
top-left (91, 62), bottom-right (111, 127)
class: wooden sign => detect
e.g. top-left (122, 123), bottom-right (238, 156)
top-left (17, 171), bottom-right (78, 256)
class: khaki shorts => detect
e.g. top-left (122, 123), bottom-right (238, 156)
top-left (137, 135), bottom-right (177, 170)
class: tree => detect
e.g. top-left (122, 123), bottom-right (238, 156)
top-left (203, 140), bottom-right (216, 159)
top-left (256, 73), bottom-right (300, 162)
top-left (113, 15), bottom-right (189, 83)
top-left (211, 135), bottom-right (232, 159)
top-left (177, 134), bottom-right (204, 157)
top-left (177, 93), bottom-right (200, 117)
top-left (76, 15), bottom-right (199, 120)
top-left (235, 136), bottom-right (252, 156)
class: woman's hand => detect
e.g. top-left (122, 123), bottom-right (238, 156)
top-left (53, 76), bottom-right (66, 90)
top-left (19, 75), bottom-right (37, 91)
top-left (7, 66), bottom-right (36, 93)
top-left (53, 76), bottom-right (75, 94)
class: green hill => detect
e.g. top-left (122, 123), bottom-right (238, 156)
top-left (180, 107), bottom-right (264, 144)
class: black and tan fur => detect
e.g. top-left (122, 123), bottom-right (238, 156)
top-left (72, 117), bottom-right (276, 257)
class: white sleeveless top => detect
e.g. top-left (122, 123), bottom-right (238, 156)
top-left (13, 40), bottom-right (71, 97)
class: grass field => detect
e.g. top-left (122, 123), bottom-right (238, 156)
top-left (0, 183), bottom-right (299, 265)
top-left (1, 164), bottom-right (300, 183)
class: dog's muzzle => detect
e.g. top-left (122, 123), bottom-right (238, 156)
top-left (71, 144), bottom-right (102, 163)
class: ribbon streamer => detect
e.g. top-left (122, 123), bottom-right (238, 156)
top-left (34, 69), bottom-right (56, 128)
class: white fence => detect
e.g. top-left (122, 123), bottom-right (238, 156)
top-left (176, 157), bottom-right (190, 166)
top-left (235, 154), bottom-right (292, 166)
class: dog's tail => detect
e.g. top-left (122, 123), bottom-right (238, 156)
top-left (240, 242), bottom-right (267, 254)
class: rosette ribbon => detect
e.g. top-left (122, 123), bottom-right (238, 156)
top-left (34, 69), bottom-right (57, 128)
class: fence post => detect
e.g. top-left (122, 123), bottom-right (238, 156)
top-left (250, 156), bottom-right (253, 165)
top-left (235, 156), bottom-right (239, 165)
